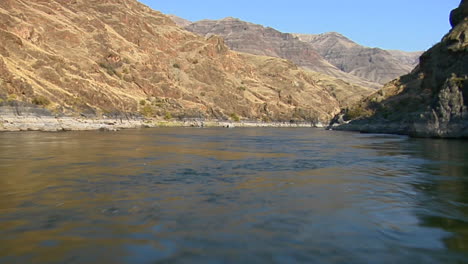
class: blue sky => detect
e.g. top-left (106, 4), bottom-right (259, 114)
top-left (138, 0), bottom-right (460, 52)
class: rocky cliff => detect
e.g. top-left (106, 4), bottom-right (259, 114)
top-left (294, 32), bottom-right (423, 84)
top-left (334, 0), bottom-right (468, 138)
top-left (0, 0), bottom-right (373, 124)
top-left (185, 18), bottom-right (382, 89)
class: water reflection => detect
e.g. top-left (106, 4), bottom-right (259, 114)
top-left (408, 139), bottom-right (468, 253)
top-left (354, 136), bottom-right (468, 256)
top-left (0, 129), bottom-right (468, 263)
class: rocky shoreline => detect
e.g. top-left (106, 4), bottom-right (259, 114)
top-left (0, 116), bottom-right (321, 132)
top-left (0, 115), bottom-right (146, 132)
top-left (0, 106), bottom-right (322, 132)
top-left (330, 117), bottom-right (468, 138)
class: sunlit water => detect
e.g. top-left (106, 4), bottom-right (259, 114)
top-left (1, 128), bottom-right (468, 263)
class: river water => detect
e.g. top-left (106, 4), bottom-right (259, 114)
top-left (0, 128), bottom-right (467, 263)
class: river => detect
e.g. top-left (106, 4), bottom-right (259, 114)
top-left (0, 128), bottom-right (467, 263)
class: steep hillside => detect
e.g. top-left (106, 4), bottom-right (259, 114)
top-left (334, 0), bottom-right (468, 138)
top-left (0, 0), bottom-right (372, 123)
top-left (185, 18), bottom-right (381, 89)
top-left (294, 32), bottom-right (423, 84)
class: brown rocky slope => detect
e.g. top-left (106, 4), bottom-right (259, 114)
top-left (0, 0), bottom-right (373, 124)
top-left (333, 0), bottom-right (468, 138)
top-left (294, 32), bottom-right (422, 84)
top-left (185, 17), bottom-right (382, 89)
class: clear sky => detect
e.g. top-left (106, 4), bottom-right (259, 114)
top-left (138, 0), bottom-right (461, 52)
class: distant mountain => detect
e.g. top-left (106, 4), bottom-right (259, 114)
top-left (185, 18), bottom-right (381, 89)
top-left (180, 17), bottom-right (423, 88)
top-left (0, 0), bottom-right (373, 123)
top-left (294, 32), bottom-right (423, 84)
top-left (334, 0), bottom-right (468, 138)
top-left (386, 50), bottom-right (421, 67)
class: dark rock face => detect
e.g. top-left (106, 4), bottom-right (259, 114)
top-left (294, 32), bottom-right (423, 84)
top-left (185, 18), bottom-right (382, 89)
top-left (418, 77), bottom-right (468, 137)
top-left (0, 104), bottom-right (53, 117)
top-left (335, 1), bottom-right (468, 138)
top-left (450, 0), bottom-right (468, 27)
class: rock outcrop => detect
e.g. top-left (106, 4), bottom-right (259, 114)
top-left (334, 0), bottom-right (468, 138)
top-left (185, 18), bottom-right (382, 89)
top-left (0, 0), bottom-right (373, 125)
top-left (294, 32), bottom-right (423, 84)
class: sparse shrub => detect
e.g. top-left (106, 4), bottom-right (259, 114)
top-left (140, 104), bottom-right (154, 117)
top-left (32, 96), bottom-right (51, 106)
top-left (200, 92), bottom-right (206, 96)
top-left (0, 98), bottom-right (4, 104)
top-left (106, 69), bottom-right (115, 76)
top-left (122, 58), bottom-right (131, 64)
top-left (368, 101), bottom-right (382, 111)
top-left (173, 63), bottom-right (180, 69)
top-left (99, 62), bottom-right (117, 76)
top-left (7, 94), bottom-right (17, 102)
top-left (237, 86), bottom-right (246, 91)
top-left (230, 113), bottom-right (240, 122)
top-left (123, 74), bottom-right (133, 82)
top-left (344, 105), bottom-right (367, 120)
top-left (139, 99), bottom-right (146, 106)
top-left (164, 112), bottom-right (172, 120)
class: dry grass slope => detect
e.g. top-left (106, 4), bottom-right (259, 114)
top-left (0, 0), bottom-right (373, 123)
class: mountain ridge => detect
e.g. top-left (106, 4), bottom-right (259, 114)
top-left (294, 32), bottom-right (422, 84)
top-left (174, 15), bottom-right (422, 87)
top-left (184, 17), bottom-right (382, 89)
top-left (0, 0), bottom-right (373, 127)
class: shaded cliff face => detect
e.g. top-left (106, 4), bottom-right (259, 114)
top-left (336, 0), bottom-right (468, 138)
top-left (185, 18), bottom-right (382, 90)
top-left (0, 0), bottom-right (373, 122)
top-left (294, 32), bottom-right (423, 84)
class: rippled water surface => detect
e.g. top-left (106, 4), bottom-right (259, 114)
top-left (1, 128), bottom-right (468, 263)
